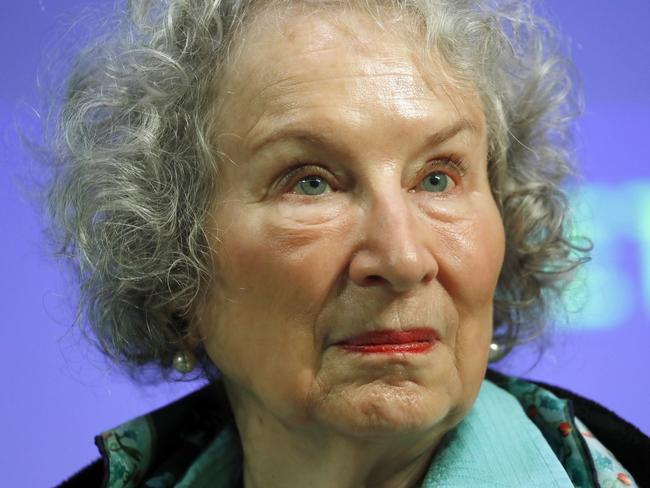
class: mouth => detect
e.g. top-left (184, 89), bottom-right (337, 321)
top-left (336, 328), bottom-right (438, 354)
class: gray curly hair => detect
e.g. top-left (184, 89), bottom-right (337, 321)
top-left (43, 0), bottom-right (589, 376)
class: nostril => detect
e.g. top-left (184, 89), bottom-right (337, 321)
top-left (364, 275), bottom-right (384, 286)
top-left (362, 272), bottom-right (433, 288)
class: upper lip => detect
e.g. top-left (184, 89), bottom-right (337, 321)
top-left (336, 328), bottom-right (439, 346)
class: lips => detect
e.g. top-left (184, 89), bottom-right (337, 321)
top-left (337, 328), bottom-right (438, 354)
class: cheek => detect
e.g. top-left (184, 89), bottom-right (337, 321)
top-left (437, 200), bottom-right (504, 391)
top-left (438, 200), bottom-right (505, 311)
top-left (218, 209), bottom-right (349, 307)
top-left (198, 206), bottom-right (352, 407)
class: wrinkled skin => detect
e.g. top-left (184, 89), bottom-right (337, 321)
top-left (195, 6), bottom-right (505, 488)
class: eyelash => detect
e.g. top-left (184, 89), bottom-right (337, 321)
top-left (278, 163), bottom-right (332, 191)
top-left (278, 157), bottom-right (468, 194)
top-left (423, 157), bottom-right (468, 181)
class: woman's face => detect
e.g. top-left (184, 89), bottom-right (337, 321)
top-left (196, 8), bottom-right (505, 440)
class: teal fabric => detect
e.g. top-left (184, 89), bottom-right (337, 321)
top-left (175, 426), bottom-right (242, 488)
top-left (420, 380), bottom-right (573, 487)
top-left (488, 374), bottom-right (598, 486)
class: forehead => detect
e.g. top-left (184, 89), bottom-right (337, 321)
top-left (216, 4), bottom-right (483, 141)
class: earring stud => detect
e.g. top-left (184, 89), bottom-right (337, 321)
top-left (488, 342), bottom-right (506, 362)
top-left (173, 350), bottom-right (197, 373)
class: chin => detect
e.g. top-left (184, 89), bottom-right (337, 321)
top-left (312, 381), bottom-right (461, 438)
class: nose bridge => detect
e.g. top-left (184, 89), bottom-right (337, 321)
top-left (349, 182), bottom-right (437, 291)
top-left (372, 187), bottom-right (417, 256)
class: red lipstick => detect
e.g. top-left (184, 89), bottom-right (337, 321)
top-left (338, 328), bottom-right (438, 354)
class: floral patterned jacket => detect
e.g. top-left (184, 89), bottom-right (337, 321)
top-left (58, 371), bottom-right (649, 487)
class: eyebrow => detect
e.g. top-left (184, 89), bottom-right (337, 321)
top-left (420, 119), bottom-right (479, 148)
top-left (250, 118), bottom-right (479, 155)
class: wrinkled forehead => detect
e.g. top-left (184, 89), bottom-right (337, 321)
top-left (214, 0), bottom-right (480, 124)
top-left (220, 1), bottom-right (425, 81)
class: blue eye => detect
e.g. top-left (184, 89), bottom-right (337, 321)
top-left (421, 172), bottom-right (454, 193)
top-left (295, 175), bottom-right (330, 196)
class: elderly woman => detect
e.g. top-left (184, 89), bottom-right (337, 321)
top-left (46, 0), bottom-right (648, 487)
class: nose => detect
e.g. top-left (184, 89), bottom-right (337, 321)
top-left (348, 189), bottom-right (438, 293)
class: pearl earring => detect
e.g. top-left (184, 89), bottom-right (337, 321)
top-left (488, 342), bottom-right (506, 362)
top-left (173, 350), bottom-right (197, 373)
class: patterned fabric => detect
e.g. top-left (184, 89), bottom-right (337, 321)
top-left (94, 376), bottom-right (638, 487)
top-left (95, 384), bottom-right (231, 488)
top-left (488, 374), bottom-right (598, 486)
top-left (488, 375), bottom-right (638, 488)
top-left (575, 418), bottom-right (636, 488)
top-left (97, 417), bottom-right (152, 486)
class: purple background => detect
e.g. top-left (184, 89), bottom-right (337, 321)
top-left (2, 1), bottom-right (649, 486)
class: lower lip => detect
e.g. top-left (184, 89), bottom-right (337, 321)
top-left (337, 328), bottom-right (437, 354)
top-left (339, 342), bottom-right (434, 354)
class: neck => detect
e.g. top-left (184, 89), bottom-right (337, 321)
top-left (231, 402), bottom-right (443, 488)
